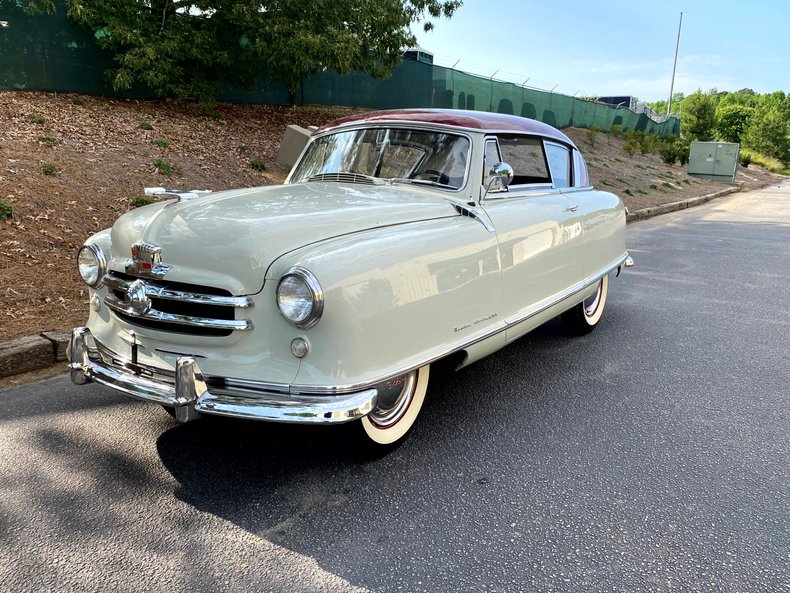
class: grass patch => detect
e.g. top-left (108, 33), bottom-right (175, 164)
top-left (662, 182), bottom-right (679, 190)
top-left (623, 188), bottom-right (633, 196)
top-left (237, 143), bottom-right (247, 153)
top-left (41, 162), bottom-right (59, 176)
top-left (249, 159), bottom-right (267, 172)
top-left (649, 184), bottom-right (658, 190)
top-left (138, 121), bottom-right (154, 130)
top-left (0, 200), bottom-right (13, 219)
top-left (153, 158), bottom-right (175, 177)
top-left (635, 189), bottom-right (648, 195)
top-left (29, 113), bottom-right (46, 124)
top-left (153, 138), bottom-right (169, 149)
top-left (131, 195), bottom-right (155, 208)
top-left (601, 180), bottom-right (612, 186)
top-left (38, 135), bottom-right (58, 143)
top-left (739, 148), bottom-right (786, 173)
top-left (72, 97), bottom-right (85, 106)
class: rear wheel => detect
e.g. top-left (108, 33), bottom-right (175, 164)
top-left (561, 275), bottom-right (609, 335)
top-left (358, 365), bottom-right (430, 449)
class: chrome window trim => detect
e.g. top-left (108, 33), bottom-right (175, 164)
top-left (104, 273), bottom-right (254, 308)
top-left (544, 140), bottom-right (572, 190)
top-left (287, 123), bottom-right (473, 193)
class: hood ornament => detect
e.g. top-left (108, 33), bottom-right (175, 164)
top-left (126, 241), bottom-right (172, 278)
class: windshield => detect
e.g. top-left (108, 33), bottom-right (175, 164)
top-left (289, 127), bottom-right (470, 190)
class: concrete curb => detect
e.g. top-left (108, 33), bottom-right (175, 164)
top-left (0, 186), bottom-right (742, 382)
top-left (626, 186), bottom-right (740, 223)
top-left (0, 331), bottom-right (70, 380)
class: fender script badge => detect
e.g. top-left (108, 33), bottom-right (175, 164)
top-left (454, 312), bottom-right (498, 333)
top-left (125, 241), bottom-right (172, 278)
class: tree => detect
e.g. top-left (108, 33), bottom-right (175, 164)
top-left (18, 0), bottom-right (462, 106)
top-left (680, 89), bottom-right (716, 141)
top-left (715, 104), bottom-right (753, 144)
top-left (743, 105), bottom-right (790, 164)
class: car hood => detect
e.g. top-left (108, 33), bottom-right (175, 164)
top-left (109, 182), bottom-right (459, 294)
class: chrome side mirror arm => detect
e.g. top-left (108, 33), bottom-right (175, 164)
top-left (480, 162), bottom-right (514, 204)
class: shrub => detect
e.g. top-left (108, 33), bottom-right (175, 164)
top-left (249, 159), bottom-right (267, 172)
top-left (41, 162), bottom-right (59, 176)
top-left (39, 135), bottom-right (58, 144)
top-left (623, 188), bottom-right (633, 196)
top-left (738, 148), bottom-right (783, 173)
top-left (153, 158), bottom-right (174, 176)
top-left (139, 121), bottom-right (154, 130)
top-left (623, 138), bottom-right (638, 157)
top-left (29, 113), bottom-right (45, 124)
top-left (153, 138), bottom-right (169, 149)
top-left (72, 97), bottom-right (85, 106)
top-left (659, 144), bottom-right (678, 165)
top-left (587, 124), bottom-right (601, 147)
top-left (739, 152), bottom-right (752, 167)
top-left (608, 123), bottom-right (622, 140)
top-left (0, 200), bottom-right (13, 219)
top-left (131, 195), bottom-right (155, 208)
top-left (677, 144), bottom-right (690, 166)
top-left (638, 132), bottom-right (655, 155)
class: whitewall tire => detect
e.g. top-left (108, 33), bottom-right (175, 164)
top-left (562, 274), bottom-right (609, 335)
top-left (359, 365), bottom-right (430, 446)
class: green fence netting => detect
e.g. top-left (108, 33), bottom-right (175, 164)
top-left (0, 5), bottom-right (679, 136)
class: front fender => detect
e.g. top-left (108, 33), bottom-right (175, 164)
top-left (267, 217), bottom-right (503, 388)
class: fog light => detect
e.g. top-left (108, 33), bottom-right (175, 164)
top-left (290, 337), bottom-right (309, 358)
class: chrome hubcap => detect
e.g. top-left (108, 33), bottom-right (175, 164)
top-left (369, 371), bottom-right (418, 428)
top-left (584, 280), bottom-right (603, 318)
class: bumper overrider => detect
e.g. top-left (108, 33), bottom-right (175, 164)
top-left (67, 327), bottom-right (378, 424)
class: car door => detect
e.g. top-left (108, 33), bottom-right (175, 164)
top-left (481, 135), bottom-right (584, 340)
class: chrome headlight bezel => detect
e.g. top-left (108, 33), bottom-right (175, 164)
top-left (77, 243), bottom-right (108, 288)
top-left (276, 267), bottom-right (324, 329)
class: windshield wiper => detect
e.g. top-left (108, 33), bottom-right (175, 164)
top-left (387, 177), bottom-right (459, 190)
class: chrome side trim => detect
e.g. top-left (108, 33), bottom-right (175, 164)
top-left (104, 294), bottom-right (254, 331)
top-left (105, 274), bottom-right (254, 308)
top-left (290, 253), bottom-right (630, 394)
top-left (68, 328), bottom-right (377, 425)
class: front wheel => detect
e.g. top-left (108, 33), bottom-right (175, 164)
top-left (357, 365), bottom-right (430, 448)
top-left (561, 275), bottom-right (609, 335)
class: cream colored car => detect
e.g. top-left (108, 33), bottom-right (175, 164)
top-left (68, 109), bottom-right (633, 449)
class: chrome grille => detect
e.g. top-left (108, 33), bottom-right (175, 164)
top-left (104, 272), bottom-right (253, 337)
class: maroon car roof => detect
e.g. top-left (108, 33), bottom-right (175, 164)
top-left (318, 108), bottom-right (575, 146)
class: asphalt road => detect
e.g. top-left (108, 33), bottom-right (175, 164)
top-left (1, 182), bottom-right (788, 593)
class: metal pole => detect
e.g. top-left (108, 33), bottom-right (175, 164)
top-left (667, 12), bottom-right (683, 117)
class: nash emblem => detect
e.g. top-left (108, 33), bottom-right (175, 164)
top-left (126, 241), bottom-right (171, 278)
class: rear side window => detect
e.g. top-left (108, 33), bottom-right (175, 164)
top-left (497, 136), bottom-right (551, 186)
top-left (573, 149), bottom-right (589, 187)
top-left (544, 142), bottom-right (572, 188)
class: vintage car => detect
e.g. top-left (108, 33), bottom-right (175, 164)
top-left (68, 109), bottom-right (633, 449)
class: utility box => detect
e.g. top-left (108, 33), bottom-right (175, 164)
top-left (688, 141), bottom-right (740, 182)
top-left (277, 125), bottom-right (314, 169)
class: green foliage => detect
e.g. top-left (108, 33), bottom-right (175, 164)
top-left (29, 113), bottom-right (46, 124)
top-left (659, 143), bottom-right (678, 165)
top-left (131, 195), bottom-right (155, 208)
top-left (739, 148), bottom-right (785, 173)
top-left (63, 0), bottom-right (462, 105)
top-left (249, 159), bottom-right (267, 172)
top-left (715, 104), bottom-right (753, 143)
top-left (623, 137), bottom-right (638, 157)
top-left (609, 123), bottom-right (622, 138)
top-left (0, 200), bottom-right (13, 219)
top-left (41, 162), bottom-right (59, 176)
top-left (38, 135), bottom-right (58, 143)
top-left (71, 97), bottom-right (85, 105)
top-left (742, 101), bottom-right (790, 164)
top-left (623, 188), bottom-right (633, 196)
top-left (153, 138), bottom-right (169, 149)
top-left (138, 121), bottom-right (154, 130)
top-left (586, 124), bottom-right (601, 147)
top-left (680, 90), bottom-right (716, 141)
top-left (153, 158), bottom-right (174, 176)
top-left (739, 152), bottom-right (752, 167)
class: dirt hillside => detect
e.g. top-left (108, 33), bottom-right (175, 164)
top-left (0, 91), bottom-right (784, 342)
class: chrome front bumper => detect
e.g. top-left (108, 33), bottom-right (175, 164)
top-left (67, 327), bottom-right (377, 424)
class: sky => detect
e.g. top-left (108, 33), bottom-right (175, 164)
top-left (415, 0), bottom-right (789, 103)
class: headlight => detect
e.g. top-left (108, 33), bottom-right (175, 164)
top-left (77, 243), bottom-right (107, 288)
top-left (276, 267), bottom-right (323, 329)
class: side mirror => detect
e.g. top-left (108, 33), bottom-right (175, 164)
top-left (482, 162), bottom-right (514, 201)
